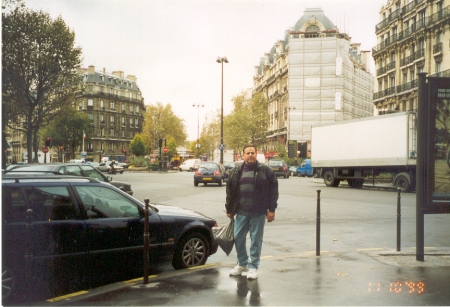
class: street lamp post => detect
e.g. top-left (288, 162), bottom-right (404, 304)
top-left (192, 103), bottom-right (204, 157)
top-left (216, 56), bottom-right (228, 164)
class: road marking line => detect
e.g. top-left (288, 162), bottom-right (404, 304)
top-left (357, 248), bottom-right (385, 251)
top-left (260, 256), bottom-right (275, 259)
top-left (46, 290), bottom-right (89, 302)
top-left (124, 275), bottom-right (158, 283)
top-left (188, 263), bottom-right (218, 270)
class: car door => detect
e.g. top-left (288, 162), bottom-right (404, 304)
top-left (3, 182), bottom-right (88, 299)
top-left (72, 184), bottom-right (163, 283)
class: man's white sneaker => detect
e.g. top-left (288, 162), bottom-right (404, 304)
top-left (247, 268), bottom-right (258, 279)
top-left (229, 265), bottom-right (248, 276)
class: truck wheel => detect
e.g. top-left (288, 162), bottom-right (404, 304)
top-left (395, 173), bottom-right (411, 192)
top-left (324, 170), bottom-right (337, 187)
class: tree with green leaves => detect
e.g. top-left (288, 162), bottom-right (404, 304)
top-left (130, 134), bottom-right (146, 157)
top-left (141, 102), bottom-right (187, 154)
top-left (2, 2), bottom-right (82, 162)
top-left (40, 108), bottom-right (92, 159)
top-left (223, 92), bottom-right (269, 157)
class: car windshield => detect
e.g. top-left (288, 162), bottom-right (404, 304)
top-left (199, 162), bottom-right (219, 170)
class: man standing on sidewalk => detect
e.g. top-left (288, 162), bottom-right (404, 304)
top-left (225, 145), bottom-right (279, 279)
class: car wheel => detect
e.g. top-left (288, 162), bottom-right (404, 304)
top-left (194, 181), bottom-right (199, 187)
top-left (324, 170), bottom-right (339, 187)
top-left (2, 265), bottom-right (16, 301)
top-left (172, 232), bottom-right (209, 270)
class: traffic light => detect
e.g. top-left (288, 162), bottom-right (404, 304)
top-left (45, 137), bottom-right (51, 147)
top-left (158, 138), bottom-right (163, 147)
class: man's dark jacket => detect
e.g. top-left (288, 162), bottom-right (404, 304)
top-left (225, 161), bottom-right (279, 216)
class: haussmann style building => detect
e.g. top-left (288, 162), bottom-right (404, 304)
top-left (253, 8), bottom-right (374, 158)
top-left (76, 66), bottom-right (145, 162)
top-left (372, 0), bottom-right (450, 112)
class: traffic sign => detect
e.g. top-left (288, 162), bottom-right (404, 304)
top-left (218, 144), bottom-right (225, 151)
top-left (42, 147), bottom-right (49, 153)
top-left (163, 147), bottom-right (168, 153)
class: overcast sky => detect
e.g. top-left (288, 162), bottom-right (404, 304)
top-left (23, 0), bottom-right (386, 140)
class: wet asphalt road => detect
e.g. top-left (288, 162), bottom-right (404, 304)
top-left (13, 171), bottom-right (450, 306)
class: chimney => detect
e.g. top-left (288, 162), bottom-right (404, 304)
top-left (88, 65), bottom-right (95, 75)
top-left (112, 71), bottom-right (125, 79)
top-left (127, 75), bottom-right (137, 83)
top-left (103, 68), bottom-right (106, 74)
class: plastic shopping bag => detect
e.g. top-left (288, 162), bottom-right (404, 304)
top-left (212, 218), bottom-right (235, 256)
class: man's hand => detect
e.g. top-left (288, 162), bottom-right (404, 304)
top-left (226, 213), bottom-right (232, 219)
top-left (267, 212), bottom-right (275, 222)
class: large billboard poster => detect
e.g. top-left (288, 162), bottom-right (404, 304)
top-left (429, 77), bottom-right (450, 214)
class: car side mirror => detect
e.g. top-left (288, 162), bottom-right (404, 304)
top-left (107, 176), bottom-right (113, 181)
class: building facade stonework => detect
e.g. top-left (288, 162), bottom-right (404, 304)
top-left (77, 66), bottom-right (145, 162)
top-left (253, 8), bottom-right (374, 155)
top-left (372, 0), bottom-right (450, 112)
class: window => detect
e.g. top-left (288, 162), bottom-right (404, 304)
top-left (110, 129), bottom-right (114, 136)
top-left (88, 143), bottom-right (93, 150)
top-left (110, 115), bottom-right (115, 123)
top-left (305, 25), bottom-right (320, 38)
top-left (74, 186), bottom-right (139, 219)
top-left (88, 99), bottom-right (94, 106)
top-left (129, 118), bottom-right (133, 127)
top-left (17, 186), bottom-right (77, 221)
top-left (101, 128), bottom-right (105, 136)
top-left (122, 117), bottom-right (125, 126)
top-left (110, 101), bottom-right (115, 109)
top-left (122, 130), bottom-right (125, 137)
top-left (135, 119), bottom-right (139, 127)
top-left (100, 114), bottom-right (104, 121)
top-left (122, 104), bottom-right (126, 112)
top-left (100, 142), bottom-right (104, 150)
top-left (100, 100), bottom-right (104, 109)
top-left (135, 106), bottom-right (139, 113)
top-left (88, 86), bottom-right (93, 92)
top-left (88, 113), bottom-right (93, 120)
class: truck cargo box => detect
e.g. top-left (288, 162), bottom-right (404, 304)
top-left (311, 112), bottom-right (416, 168)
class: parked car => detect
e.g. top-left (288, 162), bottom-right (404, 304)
top-left (118, 162), bottom-right (129, 169)
top-left (267, 159), bottom-right (290, 178)
top-left (289, 166), bottom-right (298, 177)
top-left (2, 174), bottom-right (218, 302)
top-left (97, 161), bottom-right (124, 174)
top-left (179, 159), bottom-right (201, 172)
top-left (194, 161), bottom-right (226, 187)
top-left (5, 163), bottom-right (133, 195)
top-left (296, 159), bottom-right (313, 177)
top-left (223, 162), bottom-right (237, 171)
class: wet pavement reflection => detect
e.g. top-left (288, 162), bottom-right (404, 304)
top-left (22, 249), bottom-right (450, 306)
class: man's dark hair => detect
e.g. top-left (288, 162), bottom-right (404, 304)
top-left (242, 145), bottom-right (257, 153)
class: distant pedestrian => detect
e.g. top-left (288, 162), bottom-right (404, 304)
top-left (225, 145), bottom-right (279, 279)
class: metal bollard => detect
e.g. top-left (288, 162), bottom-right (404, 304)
top-left (143, 198), bottom-right (150, 284)
top-left (396, 189), bottom-right (401, 252)
top-left (316, 190), bottom-right (321, 256)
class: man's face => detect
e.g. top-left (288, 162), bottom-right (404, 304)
top-left (243, 147), bottom-right (257, 165)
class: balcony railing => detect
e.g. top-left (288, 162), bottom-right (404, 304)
top-left (414, 48), bottom-right (425, 60)
top-left (396, 79), bottom-right (418, 94)
top-left (400, 54), bottom-right (415, 67)
top-left (430, 69), bottom-right (450, 78)
top-left (433, 42), bottom-right (443, 54)
top-left (386, 61), bottom-right (396, 71)
top-left (373, 86), bottom-right (396, 100)
top-left (377, 66), bottom-right (387, 76)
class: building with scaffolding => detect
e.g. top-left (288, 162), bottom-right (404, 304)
top-left (253, 8), bottom-right (374, 157)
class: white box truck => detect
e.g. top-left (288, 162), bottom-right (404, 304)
top-left (311, 112), bottom-right (417, 191)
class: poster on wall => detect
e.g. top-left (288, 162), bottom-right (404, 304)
top-left (428, 77), bottom-right (450, 214)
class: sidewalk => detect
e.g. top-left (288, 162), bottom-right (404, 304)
top-left (31, 247), bottom-right (450, 306)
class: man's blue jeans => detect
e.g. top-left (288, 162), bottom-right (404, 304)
top-left (234, 213), bottom-right (266, 269)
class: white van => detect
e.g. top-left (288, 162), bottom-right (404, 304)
top-left (179, 159), bottom-right (201, 172)
top-left (69, 159), bottom-right (85, 163)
